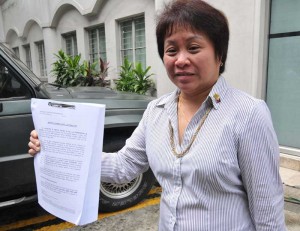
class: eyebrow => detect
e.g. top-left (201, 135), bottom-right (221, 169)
top-left (164, 34), bottom-right (206, 46)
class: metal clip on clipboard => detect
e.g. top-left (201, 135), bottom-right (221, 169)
top-left (48, 102), bottom-right (75, 109)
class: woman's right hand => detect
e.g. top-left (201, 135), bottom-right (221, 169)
top-left (28, 130), bottom-right (41, 156)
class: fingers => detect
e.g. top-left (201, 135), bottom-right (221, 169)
top-left (28, 130), bottom-right (40, 156)
top-left (28, 147), bottom-right (38, 156)
top-left (30, 130), bottom-right (38, 139)
top-left (28, 141), bottom-right (40, 156)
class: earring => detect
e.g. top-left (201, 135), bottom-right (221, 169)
top-left (220, 62), bottom-right (223, 67)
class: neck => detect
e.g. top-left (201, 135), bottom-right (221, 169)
top-left (179, 88), bottom-right (211, 108)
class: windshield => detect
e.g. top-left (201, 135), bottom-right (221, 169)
top-left (0, 43), bottom-right (42, 86)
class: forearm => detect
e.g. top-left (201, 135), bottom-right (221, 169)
top-left (101, 150), bottom-right (149, 184)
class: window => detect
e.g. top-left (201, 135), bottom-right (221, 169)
top-left (64, 32), bottom-right (78, 57)
top-left (0, 59), bottom-right (31, 99)
top-left (23, 45), bottom-right (32, 70)
top-left (266, 0), bottom-right (300, 152)
top-left (88, 26), bottom-right (107, 64)
top-left (12, 47), bottom-right (20, 58)
top-left (120, 16), bottom-right (146, 67)
top-left (36, 41), bottom-right (47, 77)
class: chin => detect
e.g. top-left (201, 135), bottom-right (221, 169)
top-left (176, 82), bottom-right (194, 90)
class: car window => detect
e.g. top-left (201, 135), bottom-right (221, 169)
top-left (0, 60), bottom-right (31, 99)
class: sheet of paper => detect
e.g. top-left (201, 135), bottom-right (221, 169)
top-left (31, 98), bottom-right (105, 225)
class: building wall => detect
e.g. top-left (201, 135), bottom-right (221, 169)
top-left (215, 0), bottom-right (270, 99)
top-left (154, 0), bottom-right (270, 98)
top-left (0, 8), bottom-right (5, 42)
top-left (0, 0), bottom-right (161, 85)
top-left (0, 0), bottom-right (269, 98)
top-left (2, 0), bottom-right (299, 156)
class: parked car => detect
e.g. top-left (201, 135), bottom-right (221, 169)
top-left (0, 43), bottom-right (156, 212)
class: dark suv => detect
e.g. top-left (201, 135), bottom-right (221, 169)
top-left (0, 43), bottom-right (156, 212)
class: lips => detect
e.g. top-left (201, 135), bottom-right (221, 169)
top-left (175, 72), bottom-right (194, 77)
top-left (174, 72), bottom-right (194, 83)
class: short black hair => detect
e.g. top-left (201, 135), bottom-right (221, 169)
top-left (156, 0), bottom-right (229, 74)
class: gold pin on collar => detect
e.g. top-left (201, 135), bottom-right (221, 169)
top-left (213, 93), bottom-right (221, 103)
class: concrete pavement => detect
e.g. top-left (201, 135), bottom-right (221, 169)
top-left (65, 155), bottom-right (300, 231)
top-left (65, 167), bottom-right (300, 231)
top-left (280, 166), bottom-right (300, 231)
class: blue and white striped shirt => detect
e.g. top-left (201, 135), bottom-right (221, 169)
top-left (101, 76), bottom-right (286, 231)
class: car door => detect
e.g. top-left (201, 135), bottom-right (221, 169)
top-left (0, 57), bottom-right (37, 202)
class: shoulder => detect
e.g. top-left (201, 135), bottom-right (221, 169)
top-left (227, 87), bottom-right (261, 105)
top-left (228, 89), bottom-right (275, 139)
top-left (225, 87), bottom-right (268, 115)
top-left (146, 91), bottom-right (176, 109)
top-left (212, 77), bottom-right (265, 114)
top-left (141, 91), bottom-right (176, 126)
top-left (221, 86), bottom-right (274, 133)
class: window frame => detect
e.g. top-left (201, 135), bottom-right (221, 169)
top-left (12, 47), bottom-right (20, 58)
top-left (35, 41), bottom-right (47, 77)
top-left (23, 44), bottom-right (32, 70)
top-left (119, 15), bottom-right (146, 68)
top-left (87, 25), bottom-right (107, 64)
top-left (63, 32), bottom-right (78, 57)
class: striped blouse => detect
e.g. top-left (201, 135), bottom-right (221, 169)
top-left (101, 76), bottom-right (286, 231)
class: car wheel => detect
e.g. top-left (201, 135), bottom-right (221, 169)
top-left (99, 132), bottom-right (156, 212)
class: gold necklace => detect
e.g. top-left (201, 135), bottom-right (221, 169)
top-left (169, 107), bottom-right (212, 158)
top-left (178, 96), bottom-right (190, 124)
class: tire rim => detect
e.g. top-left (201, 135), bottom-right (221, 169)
top-left (100, 175), bottom-right (143, 199)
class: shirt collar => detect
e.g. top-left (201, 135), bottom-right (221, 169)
top-left (208, 76), bottom-right (228, 110)
top-left (157, 76), bottom-right (228, 110)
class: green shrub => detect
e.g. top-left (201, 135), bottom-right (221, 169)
top-left (81, 58), bottom-right (109, 87)
top-left (51, 50), bottom-right (109, 87)
top-left (115, 59), bottom-right (155, 95)
top-left (115, 58), bottom-right (135, 92)
top-left (51, 50), bottom-right (85, 87)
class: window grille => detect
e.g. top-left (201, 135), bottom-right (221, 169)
top-left (36, 41), bottom-right (47, 77)
top-left (120, 16), bottom-right (146, 68)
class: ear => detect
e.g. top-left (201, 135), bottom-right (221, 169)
top-left (217, 55), bottom-right (223, 66)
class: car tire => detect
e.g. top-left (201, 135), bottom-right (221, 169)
top-left (99, 132), bottom-right (156, 212)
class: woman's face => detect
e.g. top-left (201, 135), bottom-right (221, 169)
top-left (163, 27), bottom-right (221, 96)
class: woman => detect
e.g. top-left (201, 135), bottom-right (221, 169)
top-left (29, 0), bottom-right (286, 230)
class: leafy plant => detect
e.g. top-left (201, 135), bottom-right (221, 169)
top-left (115, 58), bottom-right (135, 92)
top-left (51, 50), bottom-right (109, 87)
top-left (51, 50), bottom-right (85, 87)
top-left (132, 62), bottom-right (154, 95)
top-left (81, 58), bottom-right (109, 87)
top-left (51, 50), bottom-right (68, 82)
top-left (115, 58), bottom-right (155, 95)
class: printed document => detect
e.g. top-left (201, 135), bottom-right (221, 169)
top-left (31, 98), bottom-right (105, 225)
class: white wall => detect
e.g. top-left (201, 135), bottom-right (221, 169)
top-left (92, 0), bottom-right (158, 83)
top-left (1, 0), bottom-right (162, 87)
top-left (154, 0), bottom-right (270, 98)
top-left (154, 0), bottom-right (176, 96)
top-left (26, 23), bottom-right (44, 79)
top-left (0, 8), bottom-right (4, 42)
top-left (1, 0), bottom-right (47, 38)
top-left (0, 0), bottom-right (270, 99)
top-left (206, 0), bottom-right (270, 99)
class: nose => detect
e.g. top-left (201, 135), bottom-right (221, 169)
top-left (175, 51), bottom-right (190, 68)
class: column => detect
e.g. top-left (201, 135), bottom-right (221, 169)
top-left (42, 27), bottom-right (60, 83)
